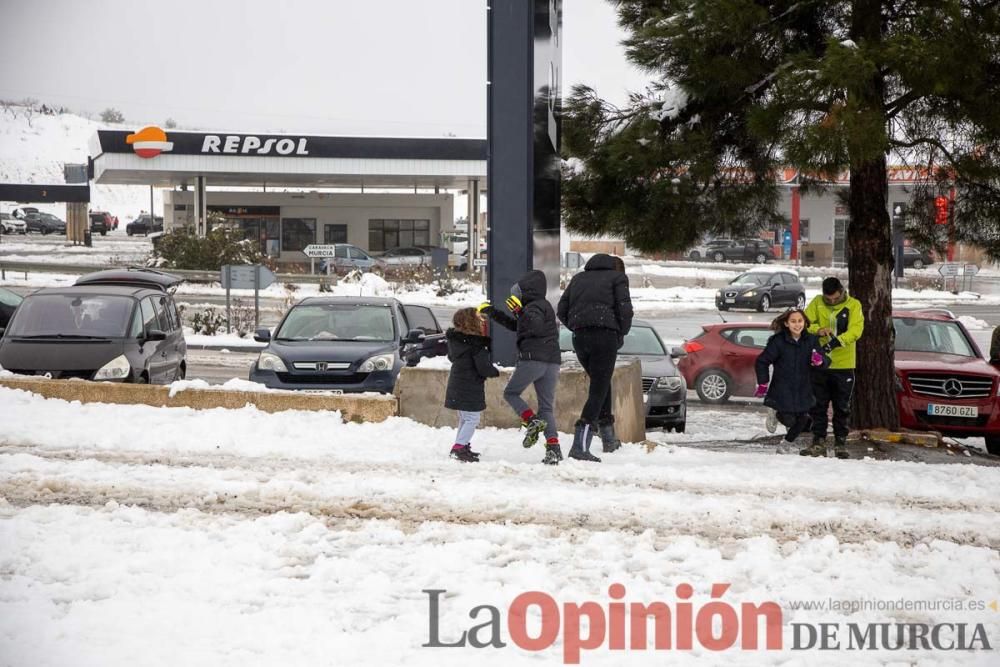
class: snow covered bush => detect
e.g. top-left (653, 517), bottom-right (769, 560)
top-left (151, 226), bottom-right (265, 270)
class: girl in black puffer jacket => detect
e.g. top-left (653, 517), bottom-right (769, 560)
top-left (445, 307), bottom-right (500, 462)
top-left (754, 309), bottom-right (830, 448)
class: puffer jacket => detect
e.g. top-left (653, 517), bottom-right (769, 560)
top-left (444, 328), bottom-right (499, 411)
top-left (804, 292), bottom-right (864, 370)
top-left (486, 269), bottom-right (562, 363)
top-left (557, 253), bottom-right (633, 336)
top-left (754, 330), bottom-right (830, 413)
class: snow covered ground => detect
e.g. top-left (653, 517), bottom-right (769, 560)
top-left (1, 386), bottom-right (998, 665)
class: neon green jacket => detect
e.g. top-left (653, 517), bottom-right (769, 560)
top-left (804, 292), bottom-right (864, 370)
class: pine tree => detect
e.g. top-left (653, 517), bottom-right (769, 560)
top-left (562, 1), bottom-right (1000, 430)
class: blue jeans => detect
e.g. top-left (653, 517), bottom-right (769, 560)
top-left (455, 410), bottom-right (481, 445)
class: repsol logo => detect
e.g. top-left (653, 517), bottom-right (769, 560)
top-left (201, 135), bottom-right (309, 156)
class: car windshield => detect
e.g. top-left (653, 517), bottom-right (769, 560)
top-left (7, 294), bottom-right (134, 338)
top-left (729, 272), bottom-right (767, 286)
top-left (619, 326), bottom-right (667, 355)
top-left (40, 213), bottom-right (62, 222)
top-left (893, 318), bottom-right (977, 357)
top-left (276, 304), bottom-right (395, 341)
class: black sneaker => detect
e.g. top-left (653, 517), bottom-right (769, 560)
top-left (521, 417), bottom-right (547, 448)
top-left (463, 444), bottom-right (481, 460)
top-left (450, 446), bottom-right (479, 463)
top-left (834, 437), bottom-right (849, 459)
top-left (542, 444), bottom-right (563, 465)
top-left (568, 449), bottom-right (602, 463)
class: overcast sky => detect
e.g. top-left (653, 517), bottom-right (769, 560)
top-left (0, 0), bottom-right (653, 136)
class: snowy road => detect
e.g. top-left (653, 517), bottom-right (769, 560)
top-left (1, 387), bottom-right (999, 665)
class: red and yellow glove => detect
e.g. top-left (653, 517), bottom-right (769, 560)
top-left (505, 294), bottom-right (523, 315)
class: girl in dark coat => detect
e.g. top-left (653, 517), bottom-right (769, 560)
top-left (754, 309), bottom-right (829, 448)
top-left (445, 307), bottom-right (500, 462)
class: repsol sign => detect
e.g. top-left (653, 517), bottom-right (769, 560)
top-left (202, 135), bottom-right (309, 155)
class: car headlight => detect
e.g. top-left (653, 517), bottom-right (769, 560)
top-left (359, 353), bottom-right (395, 373)
top-left (655, 376), bottom-right (684, 391)
top-left (94, 354), bottom-right (130, 380)
top-left (743, 290), bottom-right (757, 297)
top-left (257, 351), bottom-right (288, 372)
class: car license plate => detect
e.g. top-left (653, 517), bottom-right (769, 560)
top-left (302, 389), bottom-right (344, 395)
top-left (725, 298), bottom-right (736, 303)
top-left (927, 403), bottom-right (977, 418)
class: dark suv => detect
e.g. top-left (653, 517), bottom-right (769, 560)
top-left (0, 268), bottom-right (187, 384)
top-left (708, 239), bottom-right (775, 263)
top-left (126, 215), bottom-right (163, 236)
top-left (250, 296), bottom-right (445, 393)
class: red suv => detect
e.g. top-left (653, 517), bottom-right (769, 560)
top-left (677, 311), bottom-right (1000, 454)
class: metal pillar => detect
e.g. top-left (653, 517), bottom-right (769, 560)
top-left (193, 176), bottom-right (207, 236)
top-left (487, 0), bottom-right (562, 365)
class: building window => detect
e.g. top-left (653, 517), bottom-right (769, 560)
top-left (799, 219), bottom-right (810, 242)
top-left (324, 224), bottom-right (348, 244)
top-left (368, 219), bottom-right (430, 251)
top-left (281, 218), bottom-right (316, 252)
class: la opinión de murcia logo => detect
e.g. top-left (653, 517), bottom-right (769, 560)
top-left (126, 126), bottom-right (174, 158)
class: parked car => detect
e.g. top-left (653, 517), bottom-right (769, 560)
top-left (1, 212), bottom-right (26, 234)
top-left (715, 269), bottom-right (805, 312)
top-left (686, 239), bottom-right (734, 261)
top-left (126, 215), bottom-right (163, 236)
top-left (12, 207), bottom-right (39, 219)
top-left (899, 246), bottom-right (934, 269)
top-left (0, 287), bottom-right (24, 328)
top-left (25, 212), bottom-right (67, 235)
top-left (676, 311), bottom-right (1000, 454)
top-left (705, 239), bottom-right (775, 263)
top-left (0, 268), bottom-right (187, 384)
top-left (89, 211), bottom-right (115, 236)
top-left (378, 246), bottom-right (435, 267)
top-left (317, 244), bottom-right (378, 274)
top-left (559, 321), bottom-right (688, 431)
top-left (249, 296), bottom-right (445, 393)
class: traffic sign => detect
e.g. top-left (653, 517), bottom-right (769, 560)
top-left (937, 263), bottom-right (960, 277)
top-left (964, 264), bottom-right (980, 277)
top-left (303, 244), bottom-right (338, 258)
top-left (220, 264), bottom-right (275, 289)
top-left (473, 258), bottom-right (488, 268)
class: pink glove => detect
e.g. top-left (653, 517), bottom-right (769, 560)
top-left (810, 350), bottom-right (824, 367)
top-left (753, 384), bottom-right (768, 398)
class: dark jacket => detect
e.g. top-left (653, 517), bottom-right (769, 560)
top-left (557, 253), bottom-right (634, 337)
top-left (445, 328), bottom-right (499, 411)
top-left (754, 331), bottom-right (830, 414)
top-left (486, 269), bottom-right (562, 364)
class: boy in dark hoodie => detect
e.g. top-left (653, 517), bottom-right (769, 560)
top-left (444, 307), bottom-right (500, 462)
top-left (479, 270), bottom-right (564, 465)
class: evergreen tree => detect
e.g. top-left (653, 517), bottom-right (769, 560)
top-left (562, 1), bottom-right (1000, 429)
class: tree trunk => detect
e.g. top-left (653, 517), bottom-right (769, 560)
top-left (848, 159), bottom-right (899, 430)
top-left (847, 0), bottom-right (898, 430)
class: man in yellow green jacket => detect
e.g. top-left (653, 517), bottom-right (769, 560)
top-left (802, 277), bottom-right (864, 458)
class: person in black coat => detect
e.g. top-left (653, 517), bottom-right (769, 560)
top-left (754, 309), bottom-right (830, 450)
top-left (444, 307), bottom-right (500, 462)
top-left (557, 253), bottom-right (634, 461)
top-left (480, 269), bottom-right (565, 465)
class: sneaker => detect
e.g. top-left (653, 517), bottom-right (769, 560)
top-left (834, 437), bottom-right (849, 459)
top-left (450, 445), bottom-right (479, 463)
top-left (568, 449), bottom-right (602, 463)
top-left (542, 443), bottom-right (563, 465)
top-left (521, 417), bottom-right (547, 448)
top-left (799, 437), bottom-right (826, 457)
top-left (765, 408), bottom-right (778, 434)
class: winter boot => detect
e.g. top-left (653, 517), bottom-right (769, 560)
top-left (450, 444), bottom-right (479, 463)
top-left (765, 408), bottom-right (778, 434)
top-left (520, 412), bottom-right (547, 449)
top-left (799, 436), bottom-right (826, 457)
top-left (833, 436), bottom-right (850, 459)
top-left (542, 439), bottom-right (563, 465)
top-left (568, 420), bottom-right (602, 463)
top-left (598, 418), bottom-right (621, 453)
top-left (463, 443), bottom-right (481, 460)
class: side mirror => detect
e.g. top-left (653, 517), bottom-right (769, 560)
top-left (669, 346), bottom-right (688, 359)
top-left (254, 328), bottom-right (271, 342)
top-left (144, 329), bottom-right (167, 341)
top-left (402, 328), bottom-right (426, 344)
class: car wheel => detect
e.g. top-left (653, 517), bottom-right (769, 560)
top-left (695, 369), bottom-right (731, 404)
top-left (689, 251), bottom-right (701, 261)
top-left (712, 251), bottom-right (726, 262)
top-left (912, 259), bottom-right (924, 269)
top-left (134, 373), bottom-right (149, 384)
top-left (718, 303), bottom-right (729, 311)
top-left (674, 422), bottom-right (686, 434)
top-left (755, 253), bottom-right (767, 264)
top-left (41, 228), bottom-right (49, 235)
top-left (796, 293), bottom-right (806, 309)
top-left (757, 294), bottom-right (771, 312)
top-left (985, 436), bottom-right (1000, 456)
top-left (100, 230), bottom-right (107, 236)
top-left (127, 229), bottom-right (133, 236)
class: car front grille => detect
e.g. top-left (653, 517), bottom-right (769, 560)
top-left (275, 372), bottom-right (369, 385)
top-left (291, 361), bottom-right (352, 371)
top-left (641, 377), bottom-right (654, 393)
top-left (906, 373), bottom-right (993, 399)
top-left (915, 410), bottom-right (990, 428)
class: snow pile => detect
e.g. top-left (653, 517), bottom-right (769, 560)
top-left (958, 315), bottom-right (991, 331)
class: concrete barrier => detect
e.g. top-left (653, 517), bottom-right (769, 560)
top-left (394, 360), bottom-right (646, 443)
top-left (0, 377), bottom-right (398, 423)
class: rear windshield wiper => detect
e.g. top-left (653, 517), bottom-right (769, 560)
top-left (12, 333), bottom-right (110, 340)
